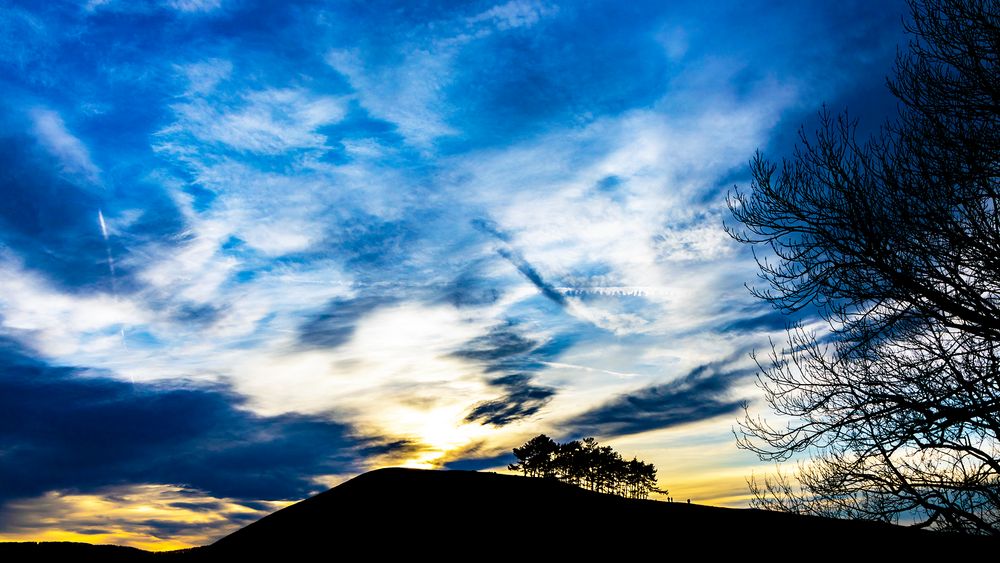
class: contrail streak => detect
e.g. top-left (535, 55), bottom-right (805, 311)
top-left (97, 208), bottom-right (109, 238)
top-left (98, 208), bottom-right (117, 283)
top-left (98, 209), bottom-right (130, 381)
top-left (541, 361), bottom-right (642, 378)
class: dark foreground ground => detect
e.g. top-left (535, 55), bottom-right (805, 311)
top-left (2, 468), bottom-right (995, 560)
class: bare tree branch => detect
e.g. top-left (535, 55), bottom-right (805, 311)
top-left (727, 0), bottom-right (1000, 535)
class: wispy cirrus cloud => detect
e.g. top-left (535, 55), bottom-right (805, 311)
top-left (28, 108), bottom-right (100, 184)
top-left (164, 88), bottom-right (346, 155)
top-left (325, 0), bottom-right (557, 149)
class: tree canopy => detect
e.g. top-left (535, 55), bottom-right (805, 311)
top-left (727, 0), bottom-right (999, 534)
top-left (509, 435), bottom-right (664, 500)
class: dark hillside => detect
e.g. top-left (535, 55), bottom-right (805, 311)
top-left (3, 468), bottom-right (995, 560)
top-left (202, 468), bottom-right (994, 558)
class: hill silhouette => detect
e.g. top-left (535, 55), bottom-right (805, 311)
top-left (0, 541), bottom-right (154, 562)
top-left (2, 468), bottom-right (995, 559)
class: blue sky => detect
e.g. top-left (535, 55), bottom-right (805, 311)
top-left (0, 0), bottom-right (907, 549)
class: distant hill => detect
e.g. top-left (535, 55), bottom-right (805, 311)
top-left (2, 468), bottom-right (995, 559)
top-left (0, 541), bottom-right (153, 562)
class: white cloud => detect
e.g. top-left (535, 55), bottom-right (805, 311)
top-left (653, 211), bottom-right (736, 263)
top-left (0, 253), bottom-right (146, 358)
top-left (233, 303), bottom-right (491, 416)
top-left (165, 0), bottom-right (222, 13)
top-left (327, 48), bottom-right (456, 149)
top-left (83, 0), bottom-right (223, 15)
top-left (178, 58), bottom-right (232, 95)
top-left (177, 160), bottom-right (345, 256)
top-left (166, 88), bottom-right (346, 154)
top-left (29, 108), bottom-right (101, 185)
top-left (469, 1), bottom-right (556, 31)
top-left (84, 0), bottom-right (114, 11)
top-left (136, 216), bottom-right (238, 304)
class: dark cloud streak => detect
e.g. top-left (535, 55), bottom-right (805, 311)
top-left (497, 247), bottom-right (567, 307)
top-left (472, 217), bottom-right (567, 307)
top-left (464, 373), bottom-right (555, 426)
top-left (453, 324), bottom-right (571, 427)
top-left (0, 337), bottom-right (387, 506)
top-left (566, 356), bottom-right (754, 437)
top-left (297, 295), bottom-right (392, 349)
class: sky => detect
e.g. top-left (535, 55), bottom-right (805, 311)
top-left (0, 0), bottom-right (908, 550)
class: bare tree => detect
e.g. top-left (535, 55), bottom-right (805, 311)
top-left (726, 0), bottom-right (999, 534)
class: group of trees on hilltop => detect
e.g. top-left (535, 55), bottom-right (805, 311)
top-left (509, 434), bottom-right (665, 500)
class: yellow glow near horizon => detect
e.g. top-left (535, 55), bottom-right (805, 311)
top-left (0, 486), bottom-right (287, 552)
top-left (0, 529), bottom-right (194, 552)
